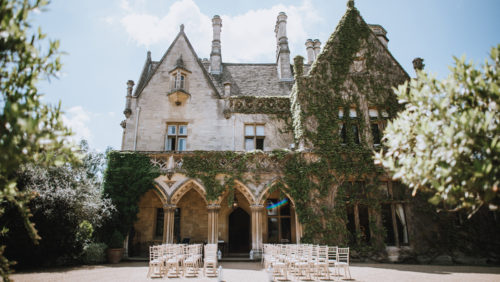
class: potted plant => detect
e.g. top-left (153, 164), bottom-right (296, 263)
top-left (106, 230), bottom-right (125, 263)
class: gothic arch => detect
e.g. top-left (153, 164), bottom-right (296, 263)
top-left (170, 179), bottom-right (208, 205)
top-left (216, 179), bottom-right (256, 206)
top-left (258, 178), bottom-right (295, 207)
top-left (153, 180), bottom-right (169, 205)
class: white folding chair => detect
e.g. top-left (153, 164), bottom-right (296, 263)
top-left (335, 247), bottom-right (351, 279)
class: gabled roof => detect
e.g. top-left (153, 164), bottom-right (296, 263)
top-left (308, 4), bottom-right (409, 80)
top-left (133, 26), bottom-right (222, 98)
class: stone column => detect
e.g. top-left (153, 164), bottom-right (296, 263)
top-left (163, 204), bottom-right (176, 244)
top-left (294, 207), bottom-right (303, 244)
top-left (207, 204), bottom-right (220, 244)
top-left (250, 204), bottom-right (265, 256)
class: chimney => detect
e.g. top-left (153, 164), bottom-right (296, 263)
top-left (275, 12), bottom-right (292, 81)
top-left (368, 24), bottom-right (389, 48)
top-left (305, 39), bottom-right (315, 64)
top-left (313, 39), bottom-right (321, 59)
top-left (124, 80), bottom-right (134, 118)
top-left (210, 15), bottom-right (222, 74)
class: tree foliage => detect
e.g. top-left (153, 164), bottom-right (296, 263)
top-left (102, 152), bottom-right (160, 239)
top-left (376, 45), bottom-right (500, 214)
top-left (1, 143), bottom-right (113, 268)
top-left (0, 0), bottom-right (79, 278)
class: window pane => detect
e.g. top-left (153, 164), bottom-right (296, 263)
top-left (352, 125), bottom-right (360, 144)
top-left (268, 217), bottom-right (279, 243)
top-left (167, 137), bottom-right (176, 151)
top-left (371, 123), bottom-right (381, 145)
top-left (340, 124), bottom-right (347, 144)
top-left (359, 205), bottom-right (371, 243)
top-left (245, 125), bottom-right (254, 136)
top-left (256, 138), bottom-right (264, 150)
top-left (179, 125), bottom-right (187, 135)
top-left (180, 75), bottom-right (185, 89)
top-left (369, 108), bottom-right (378, 119)
top-left (381, 110), bottom-right (389, 118)
top-left (349, 108), bottom-right (357, 118)
top-left (168, 125), bottom-right (176, 135)
top-left (266, 199), bottom-right (278, 216)
top-left (245, 137), bottom-right (254, 151)
top-left (279, 199), bottom-right (290, 216)
top-left (338, 108), bottom-right (344, 119)
top-left (346, 205), bottom-right (356, 244)
top-left (280, 218), bottom-right (291, 243)
top-left (178, 138), bottom-right (186, 151)
top-left (174, 208), bottom-right (181, 243)
top-left (382, 204), bottom-right (395, 245)
top-left (256, 125), bottom-right (265, 136)
top-left (155, 208), bottom-right (164, 238)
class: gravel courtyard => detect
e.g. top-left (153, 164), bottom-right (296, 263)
top-left (11, 261), bottom-right (500, 282)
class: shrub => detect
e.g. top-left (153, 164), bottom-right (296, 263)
top-left (108, 231), bottom-right (125, 249)
top-left (82, 243), bottom-right (108, 265)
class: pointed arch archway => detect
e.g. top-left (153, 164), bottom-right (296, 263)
top-left (216, 179), bottom-right (256, 206)
top-left (258, 178), bottom-right (302, 244)
top-left (170, 179), bottom-right (208, 205)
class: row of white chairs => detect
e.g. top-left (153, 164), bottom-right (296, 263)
top-left (147, 243), bottom-right (218, 278)
top-left (263, 244), bottom-right (351, 281)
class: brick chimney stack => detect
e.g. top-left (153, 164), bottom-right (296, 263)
top-left (275, 12), bottom-right (292, 81)
top-left (210, 15), bottom-right (222, 74)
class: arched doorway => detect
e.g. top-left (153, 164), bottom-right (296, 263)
top-left (228, 207), bottom-right (250, 254)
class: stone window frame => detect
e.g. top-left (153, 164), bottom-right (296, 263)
top-left (381, 182), bottom-right (410, 247)
top-left (170, 70), bottom-right (190, 92)
top-left (244, 123), bottom-right (265, 151)
top-left (165, 122), bottom-right (188, 151)
top-left (266, 197), bottom-right (292, 244)
top-left (338, 107), bottom-right (360, 145)
top-left (344, 181), bottom-right (371, 244)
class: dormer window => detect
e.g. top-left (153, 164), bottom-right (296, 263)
top-left (174, 72), bottom-right (185, 90)
top-left (167, 56), bottom-right (192, 106)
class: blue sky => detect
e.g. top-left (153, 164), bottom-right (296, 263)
top-left (33, 0), bottom-right (500, 151)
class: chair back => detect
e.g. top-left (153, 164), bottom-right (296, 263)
top-left (337, 247), bottom-right (349, 264)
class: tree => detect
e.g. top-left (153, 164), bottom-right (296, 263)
top-left (0, 0), bottom-right (79, 278)
top-left (376, 45), bottom-right (500, 215)
top-left (1, 143), bottom-right (114, 267)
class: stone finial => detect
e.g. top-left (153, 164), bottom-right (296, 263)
top-left (180, 24), bottom-right (184, 32)
top-left (347, 0), bottom-right (355, 9)
top-left (412, 57), bottom-right (425, 72)
top-left (147, 51), bottom-right (151, 60)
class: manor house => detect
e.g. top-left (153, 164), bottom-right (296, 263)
top-left (119, 1), bottom-right (415, 259)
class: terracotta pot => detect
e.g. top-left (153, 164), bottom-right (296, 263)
top-left (106, 248), bottom-right (124, 264)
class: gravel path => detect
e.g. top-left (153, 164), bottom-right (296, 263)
top-left (11, 261), bottom-right (500, 282)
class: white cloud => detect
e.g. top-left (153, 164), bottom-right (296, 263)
top-left (62, 106), bottom-right (92, 144)
top-left (118, 0), bottom-right (322, 62)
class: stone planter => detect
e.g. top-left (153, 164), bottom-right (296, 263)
top-left (107, 248), bottom-right (124, 264)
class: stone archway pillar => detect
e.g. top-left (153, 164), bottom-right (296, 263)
top-left (163, 204), bottom-right (177, 244)
top-left (251, 204), bottom-right (265, 258)
top-left (207, 204), bottom-right (220, 244)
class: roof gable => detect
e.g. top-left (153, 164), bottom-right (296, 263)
top-left (307, 5), bottom-right (409, 103)
top-left (134, 26), bottom-right (221, 98)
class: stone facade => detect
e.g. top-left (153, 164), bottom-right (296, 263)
top-left (121, 2), bottom-right (417, 260)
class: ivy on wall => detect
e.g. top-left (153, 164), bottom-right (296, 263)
top-left (102, 151), bottom-right (160, 236)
